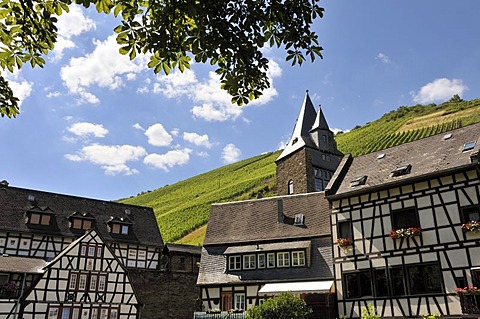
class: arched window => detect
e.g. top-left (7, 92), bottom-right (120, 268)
top-left (288, 180), bottom-right (294, 195)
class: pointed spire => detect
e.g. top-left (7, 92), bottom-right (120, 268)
top-left (276, 90), bottom-right (318, 162)
top-left (310, 104), bottom-right (330, 132)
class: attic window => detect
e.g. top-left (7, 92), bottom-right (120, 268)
top-left (463, 141), bottom-right (476, 152)
top-left (71, 218), bottom-right (93, 230)
top-left (443, 133), bottom-right (453, 140)
top-left (111, 223), bottom-right (129, 235)
top-left (292, 137), bottom-right (298, 145)
top-left (377, 153), bottom-right (385, 159)
top-left (350, 176), bottom-right (367, 187)
top-left (392, 164), bottom-right (412, 177)
top-left (29, 213), bottom-right (51, 225)
top-left (294, 213), bottom-right (305, 226)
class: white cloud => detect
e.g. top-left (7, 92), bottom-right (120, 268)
top-left (9, 79), bottom-right (33, 106)
top-left (67, 122), bottom-right (109, 138)
top-left (331, 128), bottom-right (350, 135)
top-left (411, 78), bottom-right (468, 104)
top-left (183, 132), bottom-right (213, 148)
top-left (133, 123), bottom-right (144, 131)
top-left (151, 60), bottom-right (282, 122)
top-left (144, 123), bottom-right (173, 147)
top-left (65, 144), bottom-right (146, 175)
top-left (60, 35), bottom-right (148, 104)
top-left (197, 151), bottom-right (209, 158)
top-left (52, 5), bottom-right (96, 61)
top-left (376, 52), bottom-right (391, 64)
top-left (46, 91), bottom-right (61, 98)
top-left (144, 148), bottom-right (192, 171)
top-left (170, 128), bottom-right (180, 136)
top-left (222, 144), bottom-right (241, 164)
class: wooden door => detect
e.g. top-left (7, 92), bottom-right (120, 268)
top-left (221, 292), bottom-right (233, 311)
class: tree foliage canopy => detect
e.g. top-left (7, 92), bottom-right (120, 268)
top-left (246, 292), bottom-right (313, 319)
top-left (0, 0), bottom-right (324, 118)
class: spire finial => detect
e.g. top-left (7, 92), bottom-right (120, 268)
top-left (306, 89), bottom-right (309, 95)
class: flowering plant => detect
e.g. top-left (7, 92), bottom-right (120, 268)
top-left (455, 286), bottom-right (480, 294)
top-left (2, 282), bottom-right (17, 293)
top-left (337, 238), bottom-right (351, 249)
top-left (389, 227), bottom-right (421, 239)
top-left (207, 308), bottom-right (221, 314)
top-left (229, 309), bottom-right (244, 313)
top-left (461, 221), bottom-right (480, 233)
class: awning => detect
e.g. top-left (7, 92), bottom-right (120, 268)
top-left (258, 281), bottom-right (334, 295)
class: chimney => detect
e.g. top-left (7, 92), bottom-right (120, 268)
top-left (277, 199), bottom-right (284, 223)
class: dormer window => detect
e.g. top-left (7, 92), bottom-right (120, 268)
top-left (69, 212), bottom-right (95, 230)
top-left (294, 213), bottom-right (305, 226)
top-left (29, 213), bottom-right (51, 225)
top-left (108, 216), bottom-right (133, 235)
top-left (392, 164), bottom-right (412, 177)
top-left (350, 175), bottom-right (367, 187)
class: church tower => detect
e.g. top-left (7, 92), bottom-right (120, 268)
top-left (275, 91), bottom-right (343, 195)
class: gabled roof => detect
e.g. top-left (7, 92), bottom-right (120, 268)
top-left (163, 243), bottom-right (202, 256)
top-left (276, 92), bottom-right (318, 162)
top-left (327, 123), bottom-right (480, 198)
top-left (204, 192), bottom-right (331, 246)
top-left (0, 186), bottom-right (163, 247)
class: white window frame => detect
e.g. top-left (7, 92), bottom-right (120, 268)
top-left (91, 309), bottom-right (98, 319)
top-left (229, 255), bottom-right (241, 270)
top-left (88, 246), bottom-right (95, 257)
top-left (267, 253), bottom-right (275, 268)
top-left (128, 249), bottom-right (137, 258)
top-left (121, 225), bottom-right (129, 235)
top-left (243, 254), bottom-right (256, 269)
top-left (97, 246), bottom-right (103, 257)
top-left (258, 254), bottom-right (266, 269)
top-left (90, 274), bottom-right (98, 291)
top-left (62, 308), bottom-right (70, 319)
top-left (277, 252), bottom-right (290, 267)
top-left (138, 250), bottom-right (146, 259)
top-left (98, 275), bottom-right (107, 291)
top-left (69, 273), bottom-right (78, 290)
top-left (78, 274), bottom-right (87, 290)
top-left (48, 307), bottom-right (59, 319)
top-left (292, 251), bottom-right (305, 266)
top-left (234, 293), bottom-right (246, 310)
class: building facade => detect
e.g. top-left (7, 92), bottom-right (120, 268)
top-left (197, 192), bottom-right (336, 318)
top-left (0, 185), bottom-right (164, 318)
top-left (326, 123), bottom-right (480, 318)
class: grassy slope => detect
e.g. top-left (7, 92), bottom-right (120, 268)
top-left (120, 98), bottom-right (480, 245)
top-left (119, 152), bottom-right (279, 244)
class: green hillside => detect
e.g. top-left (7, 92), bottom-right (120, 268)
top-left (119, 97), bottom-right (480, 245)
top-left (119, 152), bottom-right (279, 244)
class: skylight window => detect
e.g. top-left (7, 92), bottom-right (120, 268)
top-left (392, 164), bottom-right (412, 177)
top-left (350, 176), bottom-right (367, 187)
top-left (377, 153), bottom-right (385, 159)
top-left (294, 213), bottom-right (305, 226)
top-left (463, 141), bottom-right (476, 152)
top-left (443, 133), bottom-right (452, 140)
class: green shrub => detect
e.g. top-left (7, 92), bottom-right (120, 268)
top-left (361, 303), bottom-right (380, 319)
top-left (246, 292), bottom-right (312, 319)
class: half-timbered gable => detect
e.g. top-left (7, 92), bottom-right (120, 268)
top-left (326, 123), bottom-right (480, 318)
top-left (161, 243), bottom-right (201, 273)
top-left (22, 229), bottom-right (139, 319)
top-left (0, 185), bottom-right (163, 270)
top-left (197, 192), bottom-right (336, 318)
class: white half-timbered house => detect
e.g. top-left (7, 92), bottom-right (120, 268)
top-left (0, 185), bottom-right (164, 318)
top-left (22, 229), bottom-right (140, 319)
top-left (326, 123), bottom-right (480, 318)
top-left (196, 192), bottom-right (336, 319)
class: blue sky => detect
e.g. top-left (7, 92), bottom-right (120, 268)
top-left (1, 0), bottom-right (479, 200)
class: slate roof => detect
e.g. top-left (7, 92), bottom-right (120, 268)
top-left (0, 255), bottom-right (46, 273)
top-left (198, 192), bottom-right (333, 286)
top-left (276, 93), bottom-right (319, 162)
top-left (327, 123), bottom-right (480, 198)
top-left (163, 243), bottom-right (202, 255)
top-left (197, 237), bottom-right (333, 286)
top-left (0, 185), bottom-right (163, 247)
top-left (204, 192), bottom-right (331, 245)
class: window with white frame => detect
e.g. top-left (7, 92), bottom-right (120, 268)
top-left (91, 309), bottom-right (98, 319)
top-left (48, 307), bottom-right (58, 319)
top-left (128, 249), bottom-right (137, 258)
top-left (258, 254), bottom-right (266, 268)
top-left (98, 275), bottom-right (107, 291)
top-left (90, 275), bottom-right (98, 291)
top-left (229, 255), bottom-right (241, 270)
top-left (78, 274), bottom-right (87, 290)
top-left (277, 252), bottom-right (290, 267)
top-left (234, 293), bottom-right (246, 310)
top-left (243, 254), bottom-right (256, 269)
top-left (138, 250), bottom-right (146, 259)
top-left (267, 253), bottom-right (275, 268)
top-left (88, 246), bottom-right (95, 257)
top-left (69, 273), bottom-right (77, 290)
top-left (292, 251), bottom-right (305, 266)
top-left (62, 308), bottom-right (70, 319)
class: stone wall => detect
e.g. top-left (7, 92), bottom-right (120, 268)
top-left (276, 149), bottom-right (310, 196)
top-left (129, 269), bottom-right (200, 319)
